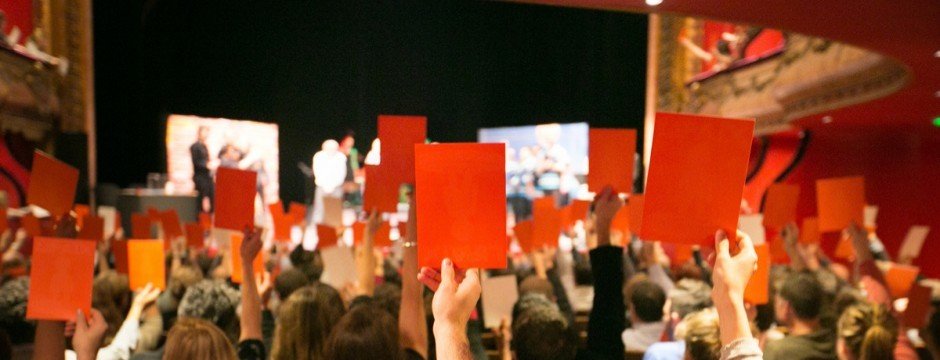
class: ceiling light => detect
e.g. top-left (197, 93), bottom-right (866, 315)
top-left (646, 0), bottom-right (663, 6)
top-left (821, 116), bottom-right (833, 124)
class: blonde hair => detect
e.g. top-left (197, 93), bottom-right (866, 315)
top-left (837, 302), bottom-right (898, 360)
top-left (271, 284), bottom-right (345, 360)
top-left (682, 309), bottom-right (721, 360)
top-left (163, 318), bottom-right (237, 360)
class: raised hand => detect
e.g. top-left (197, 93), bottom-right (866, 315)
top-left (72, 309), bottom-right (108, 360)
top-left (431, 258), bottom-right (481, 360)
top-left (592, 186), bottom-right (623, 226)
top-left (240, 226), bottom-right (263, 266)
top-left (711, 229), bottom-right (758, 346)
top-left (418, 266), bottom-right (466, 292)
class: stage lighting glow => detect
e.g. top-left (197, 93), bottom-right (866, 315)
top-left (646, 0), bottom-right (663, 5)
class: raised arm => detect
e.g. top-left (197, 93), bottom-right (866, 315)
top-left (399, 193), bottom-right (428, 358)
top-left (239, 227), bottom-right (264, 342)
top-left (355, 209), bottom-right (380, 297)
top-left (429, 259), bottom-right (481, 360)
top-left (585, 186), bottom-right (626, 358)
top-left (712, 229), bottom-right (763, 360)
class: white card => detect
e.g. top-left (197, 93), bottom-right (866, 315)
top-left (319, 245), bottom-right (357, 290)
top-left (864, 205), bottom-right (879, 228)
top-left (482, 274), bottom-right (519, 329)
top-left (97, 206), bottom-right (117, 239)
top-left (899, 226), bottom-right (930, 260)
top-left (738, 214), bottom-right (766, 245)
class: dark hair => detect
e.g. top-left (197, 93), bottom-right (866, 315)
top-left (325, 305), bottom-right (402, 360)
top-left (271, 283), bottom-right (346, 360)
top-left (92, 271), bottom-right (131, 345)
top-left (290, 247), bottom-right (323, 283)
top-left (0, 277), bottom-right (33, 344)
top-left (512, 305), bottom-right (578, 360)
top-left (273, 267), bottom-right (309, 300)
top-left (373, 283), bottom-right (402, 320)
top-left (519, 275), bottom-right (555, 301)
top-left (631, 280), bottom-right (666, 323)
top-left (779, 271), bottom-right (825, 320)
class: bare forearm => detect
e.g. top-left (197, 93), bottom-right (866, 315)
top-left (33, 320), bottom-right (66, 360)
top-left (399, 246), bottom-right (428, 357)
top-left (716, 296), bottom-right (752, 345)
top-left (240, 260), bottom-right (262, 341)
top-left (356, 233), bottom-right (376, 296)
top-left (433, 323), bottom-right (472, 360)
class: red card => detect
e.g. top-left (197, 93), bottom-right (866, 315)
top-left (886, 264), bottom-right (920, 299)
top-left (269, 202), bottom-right (292, 241)
top-left (816, 177), bottom-right (865, 233)
top-left (214, 167), bottom-right (257, 231)
top-left (127, 240), bottom-right (166, 290)
top-left (73, 205), bottom-right (90, 228)
top-left (363, 165), bottom-right (400, 213)
top-left (184, 223), bottom-right (205, 249)
top-left (0, 207), bottom-right (7, 235)
top-left (131, 213), bottom-right (152, 239)
top-left (159, 210), bottom-right (183, 240)
top-left (834, 234), bottom-right (854, 259)
top-left (641, 113), bottom-right (754, 245)
top-left (352, 221), bottom-right (392, 247)
top-left (588, 128), bottom-right (637, 193)
top-left (561, 200), bottom-right (591, 229)
top-left (762, 184), bottom-right (800, 229)
top-left (903, 284), bottom-right (932, 328)
top-left (513, 220), bottom-right (535, 252)
top-left (611, 207), bottom-right (630, 237)
top-left (21, 213), bottom-right (41, 236)
top-left (27, 151), bottom-right (79, 218)
top-left (397, 221), bottom-right (408, 240)
top-left (316, 225), bottom-right (339, 249)
top-left (198, 212), bottom-right (212, 230)
top-left (378, 115), bottom-right (427, 185)
top-left (26, 237), bottom-right (96, 321)
top-left (533, 197), bottom-right (562, 249)
top-left (770, 236), bottom-right (789, 264)
top-left (744, 243), bottom-right (771, 305)
top-left (230, 232), bottom-right (264, 284)
top-left (416, 143), bottom-right (506, 269)
top-left (146, 207), bottom-right (160, 222)
top-left (77, 215), bottom-right (104, 241)
top-left (628, 195), bottom-right (645, 236)
top-left (799, 217), bottom-right (820, 244)
top-left (288, 202), bottom-right (306, 226)
top-left (113, 240), bottom-right (129, 274)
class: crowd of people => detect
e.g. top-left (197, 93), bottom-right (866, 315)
top-left (1, 180), bottom-right (939, 360)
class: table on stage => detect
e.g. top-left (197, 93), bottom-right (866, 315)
top-left (116, 188), bottom-right (199, 232)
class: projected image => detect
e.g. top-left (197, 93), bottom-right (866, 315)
top-left (479, 123), bottom-right (588, 219)
top-left (166, 114), bottom-right (280, 211)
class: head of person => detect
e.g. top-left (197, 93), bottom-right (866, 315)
top-left (92, 271), bottom-right (131, 344)
top-left (511, 302), bottom-right (578, 360)
top-left (682, 309), bottom-right (721, 360)
top-left (775, 271), bottom-right (825, 326)
top-left (178, 280), bottom-right (241, 343)
top-left (197, 126), bottom-right (209, 142)
top-left (836, 302), bottom-right (897, 360)
top-left (290, 247), bottom-right (323, 283)
top-left (271, 283), bottom-right (346, 360)
top-left (321, 139), bottom-right (339, 153)
top-left (324, 305), bottom-right (401, 360)
top-left (373, 283), bottom-right (402, 320)
top-left (339, 133), bottom-right (354, 153)
top-left (923, 302), bottom-right (940, 359)
top-left (163, 317), bottom-right (237, 360)
top-left (0, 277), bottom-right (33, 345)
top-left (629, 279), bottom-right (667, 324)
top-left (519, 275), bottom-right (556, 303)
top-left (273, 267), bottom-right (308, 301)
top-left (669, 279), bottom-right (713, 320)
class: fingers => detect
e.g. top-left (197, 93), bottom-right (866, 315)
top-left (439, 258), bottom-right (456, 289)
top-left (76, 309), bottom-right (88, 331)
top-left (458, 268), bottom-right (482, 294)
top-left (417, 267), bottom-right (441, 292)
top-left (714, 230), bottom-right (731, 258)
top-left (735, 229), bottom-right (755, 257)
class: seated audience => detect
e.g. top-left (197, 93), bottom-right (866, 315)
top-left (764, 271), bottom-right (836, 360)
top-left (836, 302), bottom-right (897, 360)
top-left (622, 279), bottom-right (668, 352)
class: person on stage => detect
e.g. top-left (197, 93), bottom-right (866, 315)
top-left (190, 126), bottom-right (215, 212)
top-left (311, 139), bottom-right (347, 223)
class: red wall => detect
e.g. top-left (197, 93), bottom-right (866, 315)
top-left (0, 0), bottom-right (32, 45)
top-left (782, 125), bottom-right (940, 276)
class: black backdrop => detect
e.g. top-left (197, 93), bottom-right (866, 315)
top-left (93, 0), bottom-right (648, 203)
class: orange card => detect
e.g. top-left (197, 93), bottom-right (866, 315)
top-left (762, 184), bottom-right (800, 229)
top-left (770, 236), bottom-right (789, 264)
top-left (214, 167), bottom-right (257, 231)
top-left (799, 217), bottom-right (820, 244)
top-left (73, 205), bottom-right (90, 228)
top-left (588, 128), bottom-right (637, 193)
top-left (230, 232), bottom-right (264, 284)
top-left (415, 143), bottom-right (506, 269)
top-left (27, 151), bottom-right (79, 218)
top-left (611, 207), bottom-right (630, 237)
top-left (744, 243), bottom-right (771, 305)
top-left (316, 225), bottom-right (339, 249)
top-left (26, 237), bottom-right (96, 321)
top-left (159, 210), bottom-right (183, 240)
top-left (127, 240), bottom-right (166, 290)
top-left (816, 176), bottom-right (865, 233)
top-left (561, 200), bottom-right (591, 228)
top-left (113, 240), bottom-right (129, 274)
top-left (533, 197), bottom-right (562, 249)
top-left (269, 202), bottom-right (292, 241)
top-left (77, 215), bottom-right (104, 241)
top-left (363, 165), bottom-right (400, 213)
top-left (198, 212), bottom-right (212, 230)
top-left (628, 195), bottom-right (644, 236)
top-left (378, 115), bottom-right (427, 185)
top-left (834, 233), bottom-right (854, 259)
top-left (351, 222), bottom-right (391, 247)
top-left (21, 213), bottom-right (42, 236)
top-left (641, 113), bottom-right (754, 245)
top-left (902, 284), bottom-right (932, 328)
top-left (513, 220), bottom-right (535, 252)
top-left (184, 223), bottom-right (205, 249)
top-left (288, 202), bottom-right (306, 225)
top-left (885, 264), bottom-right (920, 299)
top-left (131, 213), bottom-right (152, 239)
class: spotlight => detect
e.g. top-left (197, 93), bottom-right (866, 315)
top-left (646, 0), bottom-right (663, 6)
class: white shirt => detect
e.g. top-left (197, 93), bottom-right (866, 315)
top-left (622, 321), bottom-right (667, 352)
top-left (312, 150), bottom-right (347, 192)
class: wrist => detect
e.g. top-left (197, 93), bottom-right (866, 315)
top-left (433, 320), bottom-right (467, 339)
